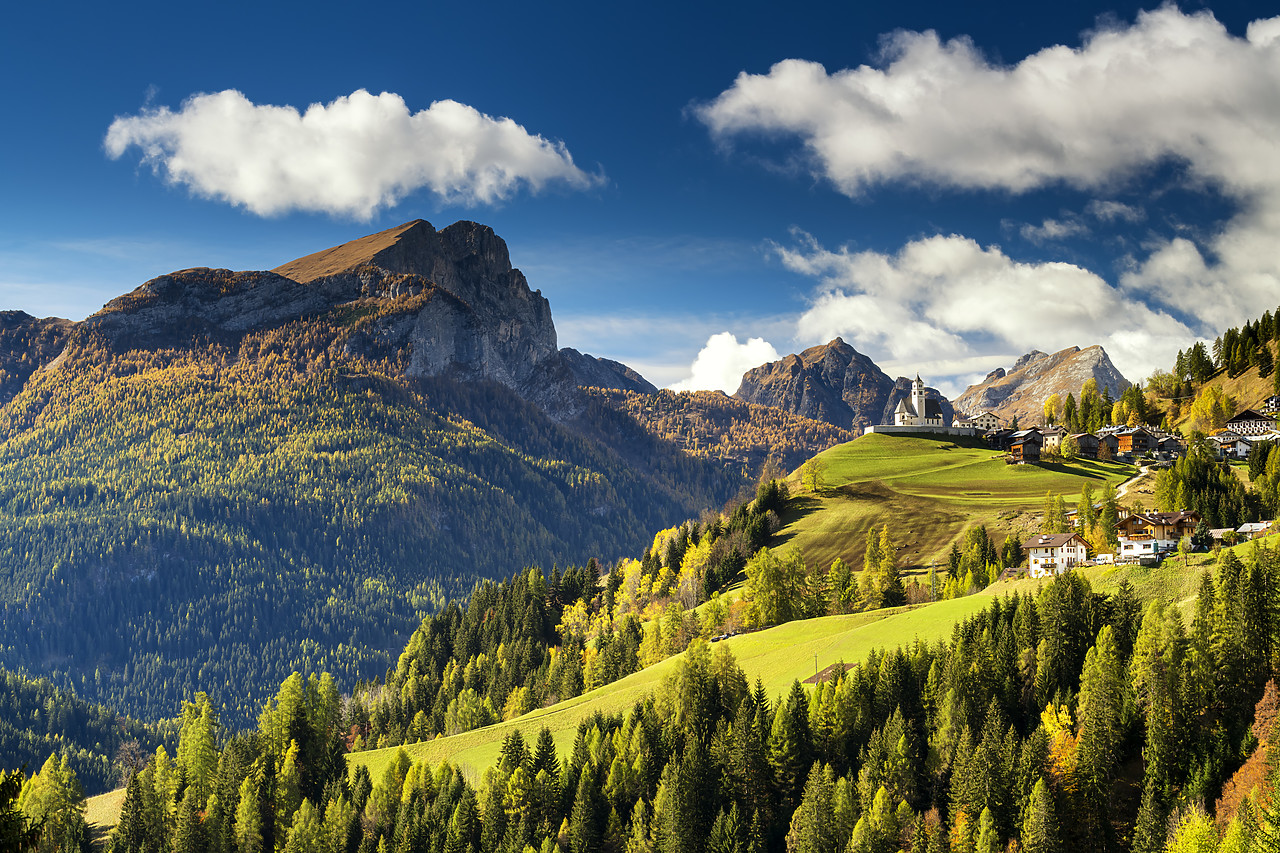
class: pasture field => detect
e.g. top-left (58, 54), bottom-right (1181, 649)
top-left (778, 432), bottom-right (1132, 575)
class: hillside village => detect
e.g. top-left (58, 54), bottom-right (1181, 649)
top-left (870, 369), bottom-right (1280, 582)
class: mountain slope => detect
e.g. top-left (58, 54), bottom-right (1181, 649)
top-left (586, 388), bottom-right (854, 474)
top-left (954, 345), bottom-right (1131, 423)
top-left (0, 220), bottom-right (745, 725)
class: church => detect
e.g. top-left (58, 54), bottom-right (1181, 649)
top-left (893, 375), bottom-right (946, 427)
top-left (865, 374), bottom-right (978, 437)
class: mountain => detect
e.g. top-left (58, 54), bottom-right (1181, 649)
top-left (734, 338), bottom-right (952, 431)
top-left (954, 345), bottom-right (1132, 424)
top-left (0, 219), bottom-right (763, 725)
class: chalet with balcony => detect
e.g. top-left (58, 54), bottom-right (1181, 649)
top-left (1116, 510), bottom-right (1201, 558)
top-left (1040, 426), bottom-right (1066, 451)
top-left (1117, 427), bottom-right (1156, 457)
top-left (1209, 432), bottom-right (1250, 459)
top-left (1027, 532), bottom-right (1089, 579)
top-left (1009, 429), bottom-right (1043, 464)
top-left (970, 411), bottom-right (1004, 431)
top-left (1069, 433), bottom-right (1099, 458)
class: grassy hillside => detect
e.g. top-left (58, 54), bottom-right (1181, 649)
top-left (776, 432), bottom-right (1132, 573)
top-left (348, 590), bottom-right (1004, 782)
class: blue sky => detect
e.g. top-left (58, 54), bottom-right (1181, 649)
top-left (2, 0), bottom-right (1277, 397)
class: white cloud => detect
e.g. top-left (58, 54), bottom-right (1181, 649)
top-left (781, 232), bottom-right (1194, 385)
top-left (105, 89), bottom-right (601, 218)
top-left (699, 7), bottom-right (1280, 332)
top-left (1086, 200), bottom-right (1145, 223)
top-left (669, 332), bottom-right (780, 393)
top-left (1019, 217), bottom-right (1089, 244)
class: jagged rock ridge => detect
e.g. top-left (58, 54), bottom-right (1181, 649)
top-left (81, 219), bottom-right (648, 405)
top-left (954, 345), bottom-right (1131, 424)
top-left (734, 338), bottom-right (953, 431)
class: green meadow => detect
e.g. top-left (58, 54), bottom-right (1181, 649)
top-left (346, 590), bottom-right (1009, 782)
top-left (778, 432), bottom-right (1132, 575)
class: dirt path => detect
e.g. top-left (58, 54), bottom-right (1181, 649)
top-left (1117, 465), bottom-right (1158, 504)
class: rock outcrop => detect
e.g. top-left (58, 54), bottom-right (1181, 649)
top-left (559, 348), bottom-right (658, 394)
top-left (953, 345), bottom-right (1131, 424)
top-left (735, 339), bottom-right (893, 430)
top-left (0, 311), bottom-right (73, 404)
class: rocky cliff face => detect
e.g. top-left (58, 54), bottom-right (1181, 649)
top-left (0, 311), bottom-right (73, 405)
top-left (86, 220), bottom-right (569, 400)
top-left (954, 345), bottom-right (1131, 424)
top-left (734, 338), bottom-right (953, 431)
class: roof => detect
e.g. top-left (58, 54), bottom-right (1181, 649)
top-left (1027, 533), bottom-right (1086, 548)
top-left (1126, 510), bottom-right (1201, 525)
top-left (1238, 521), bottom-right (1273, 533)
top-left (924, 398), bottom-right (943, 418)
top-left (1228, 409), bottom-right (1275, 423)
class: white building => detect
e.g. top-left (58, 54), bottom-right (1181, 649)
top-left (970, 411), bottom-right (1003, 431)
top-left (1027, 532), bottom-right (1089, 579)
top-left (894, 375), bottom-right (946, 427)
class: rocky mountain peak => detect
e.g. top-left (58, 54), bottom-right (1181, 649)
top-left (1012, 350), bottom-right (1052, 371)
top-left (62, 220), bottom-right (661, 414)
top-left (955, 345), bottom-right (1130, 423)
top-left (736, 339), bottom-right (903, 431)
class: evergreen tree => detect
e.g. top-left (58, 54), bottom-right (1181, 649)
top-left (785, 763), bottom-right (835, 853)
top-left (878, 526), bottom-right (905, 608)
top-left (1020, 778), bottom-right (1061, 853)
top-left (112, 774), bottom-right (148, 853)
top-left (768, 681), bottom-right (813, 814)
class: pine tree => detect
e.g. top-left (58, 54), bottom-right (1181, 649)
top-left (878, 526), bottom-right (906, 608)
top-left (1020, 778), bottom-right (1061, 853)
top-left (975, 807), bottom-right (1000, 853)
top-left (1074, 627), bottom-right (1126, 850)
top-left (785, 762), bottom-right (834, 853)
top-left (768, 681), bottom-right (813, 813)
top-left (112, 773), bottom-right (148, 853)
top-left (706, 804), bottom-right (743, 853)
top-left (569, 769), bottom-right (599, 853)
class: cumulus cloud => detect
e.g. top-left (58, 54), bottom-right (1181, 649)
top-left (781, 232), bottom-right (1194, 384)
top-left (699, 7), bottom-right (1280, 331)
top-left (105, 89), bottom-right (600, 218)
top-left (669, 332), bottom-right (780, 393)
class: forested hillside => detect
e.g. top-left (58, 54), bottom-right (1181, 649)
top-left (0, 665), bottom-right (168, 796)
top-left (0, 221), bottom-right (806, 729)
top-left (587, 388), bottom-right (854, 475)
top-left (49, 543), bottom-right (1280, 853)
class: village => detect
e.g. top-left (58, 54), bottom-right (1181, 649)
top-left (870, 376), bottom-right (1280, 582)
